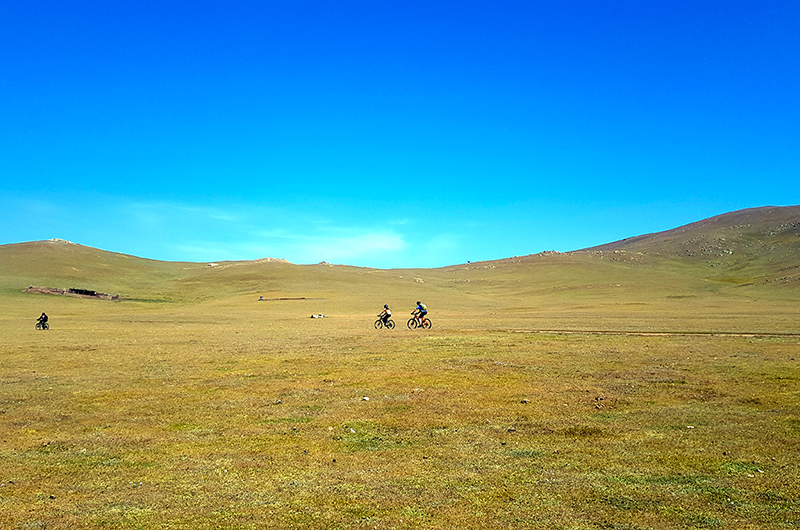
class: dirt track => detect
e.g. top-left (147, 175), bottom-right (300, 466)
top-left (494, 328), bottom-right (800, 339)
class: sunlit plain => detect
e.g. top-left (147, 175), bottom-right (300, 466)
top-left (1, 209), bottom-right (799, 529)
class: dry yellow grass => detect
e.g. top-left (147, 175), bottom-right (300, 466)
top-left (1, 234), bottom-right (799, 528)
top-left (2, 288), bottom-right (799, 529)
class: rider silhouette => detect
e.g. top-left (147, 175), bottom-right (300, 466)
top-left (412, 301), bottom-right (427, 326)
top-left (378, 304), bottom-right (391, 325)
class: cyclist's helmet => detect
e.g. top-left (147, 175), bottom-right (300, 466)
top-left (416, 301), bottom-right (420, 305)
top-left (384, 304), bottom-right (389, 309)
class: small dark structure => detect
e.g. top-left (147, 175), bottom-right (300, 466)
top-left (69, 288), bottom-right (97, 296)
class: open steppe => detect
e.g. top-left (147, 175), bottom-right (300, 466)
top-left (1, 206), bottom-right (799, 529)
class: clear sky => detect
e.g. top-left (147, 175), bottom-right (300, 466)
top-left (2, 1), bottom-right (798, 268)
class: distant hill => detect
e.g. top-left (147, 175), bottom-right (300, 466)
top-left (574, 206), bottom-right (800, 287)
top-left (1, 206), bottom-right (798, 304)
top-left (0, 238), bottom-right (410, 303)
top-left (584, 206), bottom-right (800, 257)
top-left (0, 239), bottom-right (200, 300)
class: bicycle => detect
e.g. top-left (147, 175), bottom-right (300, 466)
top-left (35, 321), bottom-right (49, 330)
top-left (374, 317), bottom-right (395, 329)
top-left (407, 316), bottom-right (432, 329)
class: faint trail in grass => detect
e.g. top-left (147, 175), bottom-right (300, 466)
top-left (481, 329), bottom-right (800, 339)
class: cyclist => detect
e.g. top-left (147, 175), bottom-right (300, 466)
top-left (37, 312), bottom-right (48, 328)
top-left (412, 301), bottom-right (427, 326)
top-left (377, 304), bottom-right (392, 326)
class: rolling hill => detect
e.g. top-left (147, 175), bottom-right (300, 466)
top-left (441, 205), bottom-right (800, 291)
top-left (1, 206), bottom-right (798, 335)
top-left (583, 205), bottom-right (800, 286)
top-left (2, 206), bottom-right (799, 298)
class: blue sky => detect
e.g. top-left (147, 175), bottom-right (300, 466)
top-left (2, 1), bottom-right (798, 268)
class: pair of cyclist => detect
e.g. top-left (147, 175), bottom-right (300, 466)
top-left (377, 302), bottom-right (427, 326)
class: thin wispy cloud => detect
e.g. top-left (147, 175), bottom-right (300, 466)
top-left (116, 199), bottom-right (411, 265)
top-left (301, 232), bottom-right (406, 265)
top-left (126, 202), bottom-right (245, 227)
top-left (167, 230), bottom-right (407, 266)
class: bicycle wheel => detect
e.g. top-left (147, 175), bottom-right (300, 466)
top-left (421, 318), bottom-right (432, 329)
top-left (386, 319), bottom-right (395, 329)
top-left (35, 322), bottom-right (42, 330)
top-left (374, 319), bottom-right (384, 329)
top-left (44, 322), bottom-right (49, 330)
top-left (407, 318), bottom-right (417, 329)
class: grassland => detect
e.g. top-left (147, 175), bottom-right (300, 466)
top-left (1, 224), bottom-right (799, 529)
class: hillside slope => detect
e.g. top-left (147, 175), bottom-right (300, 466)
top-left (2, 206), bottom-right (799, 313)
top-left (0, 239), bottom-right (407, 303)
top-left (0, 239), bottom-right (202, 300)
top-left (2, 207), bottom-right (800, 334)
top-left (576, 206), bottom-right (800, 287)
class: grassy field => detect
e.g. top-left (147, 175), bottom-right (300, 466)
top-left (1, 237), bottom-right (799, 529)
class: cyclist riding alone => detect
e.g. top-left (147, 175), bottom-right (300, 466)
top-left (412, 301), bottom-right (427, 326)
top-left (37, 312), bottom-right (48, 327)
top-left (377, 304), bottom-right (391, 325)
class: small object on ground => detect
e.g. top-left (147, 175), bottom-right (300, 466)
top-left (311, 314), bottom-right (326, 318)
